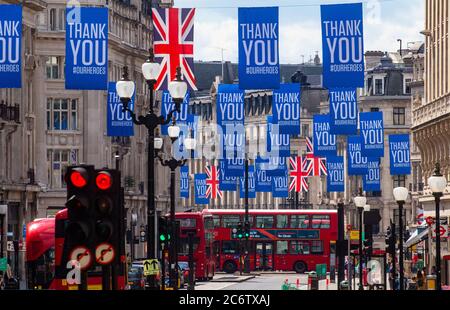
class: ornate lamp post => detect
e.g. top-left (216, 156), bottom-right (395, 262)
top-left (116, 51), bottom-right (187, 289)
top-left (428, 163), bottom-right (447, 290)
top-left (354, 192), bottom-right (367, 290)
top-left (393, 186), bottom-right (408, 290)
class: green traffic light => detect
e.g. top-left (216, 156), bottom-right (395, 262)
top-left (238, 233), bottom-right (243, 239)
top-left (160, 234), bottom-right (166, 242)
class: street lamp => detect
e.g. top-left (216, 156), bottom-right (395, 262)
top-left (428, 163), bottom-right (447, 290)
top-left (117, 49), bottom-right (186, 290)
top-left (354, 192), bottom-right (367, 290)
top-left (393, 186), bottom-right (408, 290)
top-left (156, 120), bottom-right (195, 290)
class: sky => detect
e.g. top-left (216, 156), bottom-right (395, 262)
top-left (173, 0), bottom-right (425, 64)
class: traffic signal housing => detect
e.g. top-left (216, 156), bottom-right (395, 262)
top-left (64, 166), bottom-right (122, 269)
top-left (159, 216), bottom-right (171, 244)
top-left (237, 222), bottom-right (243, 239)
top-left (244, 221), bottom-right (250, 239)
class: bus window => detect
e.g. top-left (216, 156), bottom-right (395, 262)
top-left (222, 215), bottom-right (241, 228)
top-left (290, 241), bottom-right (310, 255)
top-left (213, 215), bottom-right (220, 228)
top-left (311, 240), bottom-right (324, 254)
top-left (256, 216), bottom-right (274, 228)
top-left (204, 216), bottom-right (214, 230)
top-left (221, 241), bottom-right (239, 254)
top-left (290, 215), bottom-right (309, 228)
top-left (311, 215), bottom-right (330, 229)
top-left (276, 241), bottom-right (288, 254)
top-left (179, 218), bottom-right (197, 228)
top-left (276, 215), bottom-right (288, 228)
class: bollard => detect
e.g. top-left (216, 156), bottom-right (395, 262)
top-left (296, 278), bottom-right (300, 288)
top-left (309, 272), bottom-right (319, 290)
top-left (426, 275), bottom-right (436, 290)
top-left (326, 278), bottom-right (329, 290)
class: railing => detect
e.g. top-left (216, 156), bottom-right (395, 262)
top-left (0, 101), bottom-right (20, 123)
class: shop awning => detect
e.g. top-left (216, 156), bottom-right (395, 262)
top-left (405, 227), bottom-right (428, 248)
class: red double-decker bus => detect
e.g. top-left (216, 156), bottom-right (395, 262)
top-left (25, 209), bottom-right (126, 290)
top-left (208, 209), bottom-right (337, 274)
top-left (175, 211), bottom-right (215, 281)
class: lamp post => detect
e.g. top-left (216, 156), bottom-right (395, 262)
top-left (116, 52), bottom-right (187, 289)
top-left (156, 120), bottom-right (193, 289)
top-left (393, 186), bottom-right (408, 290)
top-left (354, 192), bottom-right (367, 290)
top-left (428, 163), bottom-right (447, 290)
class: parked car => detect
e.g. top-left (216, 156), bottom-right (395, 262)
top-left (127, 266), bottom-right (146, 290)
top-left (178, 261), bottom-right (195, 285)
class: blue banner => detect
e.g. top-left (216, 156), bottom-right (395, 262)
top-left (267, 116), bottom-right (290, 157)
top-left (347, 135), bottom-right (368, 175)
top-left (363, 159), bottom-right (381, 192)
top-left (224, 158), bottom-right (245, 177)
top-left (321, 3), bottom-right (364, 88)
top-left (219, 160), bottom-right (237, 191)
top-left (217, 84), bottom-right (245, 128)
top-left (65, 7), bottom-right (108, 90)
top-left (180, 166), bottom-right (189, 198)
top-left (313, 114), bottom-right (337, 157)
top-left (272, 84), bottom-right (301, 134)
top-left (389, 134), bottom-right (411, 175)
top-left (256, 160), bottom-right (272, 192)
top-left (326, 156), bottom-right (344, 192)
top-left (0, 5), bottom-right (21, 88)
top-left (264, 157), bottom-right (287, 177)
top-left (272, 169), bottom-right (289, 198)
top-left (238, 7), bottom-right (280, 90)
top-left (161, 91), bottom-right (191, 135)
top-left (194, 174), bottom-right (209, 205)
top-left (107, 82), bottom-right (134, 137)
top-left (239, 165), bottom-right (256, 198)
top-left (329, 88), bottom-right (358, 135)
top-left (360, 112), bottom-right (384, 158)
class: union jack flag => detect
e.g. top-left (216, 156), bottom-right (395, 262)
top-left (152, 8), bottom-right (197, 91)
top-left (206, 166), bottom-right (223, 199)
top-left (289, 156), bottom-right (312, 192)
top-left (304, 137), bottom-right (327, 176)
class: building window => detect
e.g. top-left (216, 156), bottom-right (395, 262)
top-left (50, 8), bottom-right (56, 31)
top-left (404, 78), bottom-right (412, 94)
top-left (47, 149), bottom-right (78, 188)
top-left (374, 79), bottom-right (383, 95)
top-left (370, 107), bottom-right (379, 112)
top-left (59, 9), bottom-right (65, 30)
top-left (46, 57), bottom-right (60, 79)
top-left (393, 175), bottom-right (406, 188)
top-left (301, 124), bottom-right (310, 137)
top-left (47, 98), bottom-right (78, 131)
top-left (393, 107), bottom-right (406, 125)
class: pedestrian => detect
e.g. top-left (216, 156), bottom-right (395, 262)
top-left (417, 269), bottom-right (424, 290)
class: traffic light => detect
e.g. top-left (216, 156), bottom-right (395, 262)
top-left (385, 223), bottom-right (396, 256)
top-left (237, 222), bottom-right (243, 239)
top-left (363, 239), bottom-right (372, 256)
top-left (159, 216), bottom-right (171, 244)
top-left (64, 165), bottom-right (122, 270)
top-left (244, 221), bottom-right (250, 239)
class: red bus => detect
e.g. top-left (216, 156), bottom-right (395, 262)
top-left (175, 211), bottom-right (215, 281)
top-left (208, 209), bottom-right (337, 274)
top-left (26, 218), bottom-right (55, 289)
top-left (25, 209), bottom-right (126, 290)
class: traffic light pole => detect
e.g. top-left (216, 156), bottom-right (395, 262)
top-left (244, 157), bottom-right (250, 274)
top-left (358, 206), bottom-right (364, 290)
top-left (337, 202), bottom-right (345, 289)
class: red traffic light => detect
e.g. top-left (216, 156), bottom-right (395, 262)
top-left (70, 169), bottom-right (88, 188)
top-left (96, 172), bottom-right (112, 190)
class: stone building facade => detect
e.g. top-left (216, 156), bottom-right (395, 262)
top-left (0, 0), bottom-right (173, 281)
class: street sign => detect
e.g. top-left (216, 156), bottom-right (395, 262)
top-left (69, 246), bottom-right (93, 270)
top-left (426, 216), bottom-right (434, 226)
top-left (432, 224), bottom-right (448, 239)
top-left (143, 259), bottom-right (160, 276)
top-left (95, 243), bottom-right (115, 265)
top-left (350, 230), bottom-right (360, 240)
top-left (6, 241), bottom-right (13, 251)
top-left (0, 257), bottom-right (7, 271)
